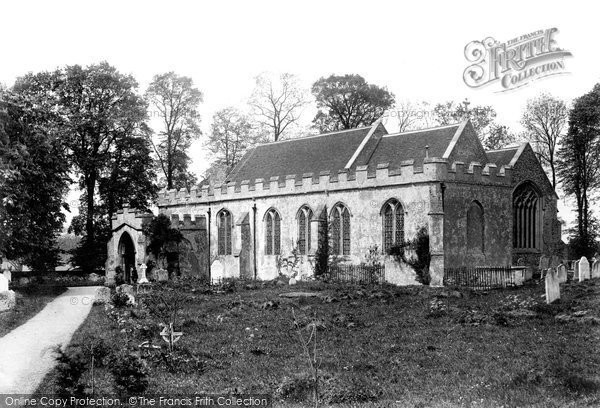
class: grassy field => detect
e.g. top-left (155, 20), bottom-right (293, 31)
top-left (36, 278), bottom-right (600, 407)
top-left (0, 285), bottom-right (67, 338)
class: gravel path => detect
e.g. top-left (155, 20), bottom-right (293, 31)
top-left (0, 286), bottom-right (101, 394)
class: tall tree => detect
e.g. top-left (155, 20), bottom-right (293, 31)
top-left (311, 74), bottom-right (395, 133)
top-left (249, 72), bottom-right (308, 142)
top-left (393, 100), bottom-right (434, 133)
top-left (14, 62), bottom-right (152, 272)
top-left (557, 84), bottom-right (600, 258)
top-left (207, 107), bottom-right (256, 170)
top-left (0, 89), bottom-right (70, 270)
top-left (432, 99), bottom-right (516, 149)
top-left (521, 93), bottom-right (568, 190)
top-left (145, 72), bottom-right (203, 190)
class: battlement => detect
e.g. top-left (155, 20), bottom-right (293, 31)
top-left (157, 158), bottom-right (513, 207)
top-left (170, 213), bottom-right (207, 230)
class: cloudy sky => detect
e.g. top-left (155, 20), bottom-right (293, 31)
top-left (0, 0), bottom-right (596, 229)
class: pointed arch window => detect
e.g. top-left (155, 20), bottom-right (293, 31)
top-left (265, 208), bottom-right (281, 255)
top-left (513, 182), bottom-right (541, 250)
top-left (466, 201), bottom-right (485, 252)
top-left (331, 203), bottom-right (351, 255)
top-left (297, 206), bottom-right (313, 255)
top-left (381, 199), bottom-right (405, 252)
top-left (217, 209), bottom-right (232, 255)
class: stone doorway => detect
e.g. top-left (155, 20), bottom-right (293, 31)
top-left (118, 232), bottom-right (136, 284)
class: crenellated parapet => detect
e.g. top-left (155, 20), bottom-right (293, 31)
top-left (157, 158), bottom-right (513, 207)
top-left (170, 213), bottom-right (207, 230)
top-left (111, 204), bottom-right (153, 230)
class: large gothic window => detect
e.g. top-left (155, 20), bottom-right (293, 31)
top-left (297, 206), bottom-right (313, 255)
top-left (265, 208), bottom-right (281, 255)
top-left (513, 182), bottom-right (541, 250)
top-left (381, 199), bottom-right (405, 252)
top-left (331, 203), bottom-right (351, 255)
top-left (466, 201), bottom-right (484, 252)
top-left (217, 209), bottom-right (232, 255)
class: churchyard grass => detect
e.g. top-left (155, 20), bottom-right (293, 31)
top-left (0, 285), bottom-right (67, 338)
top-left (36, 278), bottom-right (600, 407)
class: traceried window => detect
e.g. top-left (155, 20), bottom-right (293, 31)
top-left (513, 182), bottom-right (541, 250)
top-left (331, 203), bottom-right (351, 255)
top-left (466, 201), bottom-right (484, 252)
top-left (297, 206), bottom-right (313, 255)
top-left (217, 209), bottom-right (232, 255)
top-left (264, 208), bottom-right (281, 255)
top-left (381, 199), bottom-right (405, 252)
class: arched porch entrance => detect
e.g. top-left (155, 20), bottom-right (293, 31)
top-left (118, 232), bottom-right (136, 284)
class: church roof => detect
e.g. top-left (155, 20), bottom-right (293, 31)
top-left (486, 146), bottom-right (520, 167)
top-left (226, 121), bottom-right (468, 184)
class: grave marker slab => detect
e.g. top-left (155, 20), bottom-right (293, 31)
top-left (579, 256), bottom-right (590, 282)
top-left (557, 264), bottom-right (568, 284)
top-left (545, 268), bottom-right (560, 304)
top-left (592, 260), bottom-right (600, 279)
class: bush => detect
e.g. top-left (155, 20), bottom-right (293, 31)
top-left (111, 292), bottom-right (131, 308)
top-left (53, 346), bottom-right (88, 396)
top-left (388, 225), bottom-right (431, 285)
top-left (275, 375), bottom-right (315, 402)
top-left (109, 351), bottom-right (149, 394)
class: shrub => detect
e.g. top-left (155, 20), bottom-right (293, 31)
top-left (109, 351), bottom-right (149, 394)
top-left (53, 346), bottom-right (88, 396)
top-left (275, 375), bottom-right (314, 402)
top-left (388, 225), bottom-right (431, 285)
top-left (111, 292), bottom-right (131, 308)
top-left (314, 208), bottom-right (329, 278)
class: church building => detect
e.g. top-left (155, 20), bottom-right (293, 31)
top-left (105, 120), bottom-right (563, 286)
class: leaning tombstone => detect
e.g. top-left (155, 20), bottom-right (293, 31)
top-left (579, 256), bottom-right (590, 282)
top-left (557, 264), bottom-right (568, 284)
top-left (0, 274), bottom-right (16, 312)
top-left (545, 268), bottom-right (560, 304)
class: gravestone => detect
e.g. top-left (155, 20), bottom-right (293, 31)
top-left (550, 255), bottom-right (560, 268)
top-left (289, 277), bottom-right (297, 286)
top-left (573, 260), bottom-right (580, 281)
top-left (579, 256), bottom-right (590, 282)
top-left (592, 260), bottom-right (600, 279)
top-left (211, 260), bottom-right (224, 284)
top-left (0, 274), bottom-right (16, 312)
top-left (138, 263), bottom-right (149, 284)
top-left (0, 274), bottom-right (8, 292)
top-left (557, 264), bottom-right (568, 283)
top-left (3, 270), bottom-right (11, 283)
top-left (539, 255), bottom-right (549, 270)
top-left (545, 268), bottom-right (560, 304)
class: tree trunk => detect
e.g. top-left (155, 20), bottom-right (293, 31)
top-left (85, 173), bottom-right (96, 243)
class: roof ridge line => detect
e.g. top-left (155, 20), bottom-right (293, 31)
top-left (255, 125), bottom-right (373, 147)
top-left (384, 122), bottom-right (462, 137)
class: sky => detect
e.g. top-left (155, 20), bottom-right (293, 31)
top-left (0, 0), bottom-right (597, 232)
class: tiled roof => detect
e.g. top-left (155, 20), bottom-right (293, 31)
top-left (226, 122), bottom-right (475, 184)
top-left (366, 125), bottom-right (460, 169)
top-left (226, 127), bottom-right (374, 183)
top-left (486, 147), bottom-right (519, 167)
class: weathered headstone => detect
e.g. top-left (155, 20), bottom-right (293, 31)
top-left (578, 256), bottom-right (590, 282)
top-left (545, 268), bottom-right (560, 304)
top-left (3, 270), bottom-right (11, 283)
top-left (557, 263), bottom-right (568, 283)
top-left (0, 274), bottom-right (8, 292)
top-left (539, 255), bottom-right (549, 270)
top-left (550, 255), bottom-right (560, 268)
top-left (289, 277), bottom-right (297, 286)
top-left (592, 260), bottom-right (600, 279)
top-left (0, 274), bottom-right (16, 312)
top-left (156, 269), bottom-right (169, 282)
top-left (94, 287), bottom-right (112, 303)
top-left (137, 263), bottom-right (149, 284)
